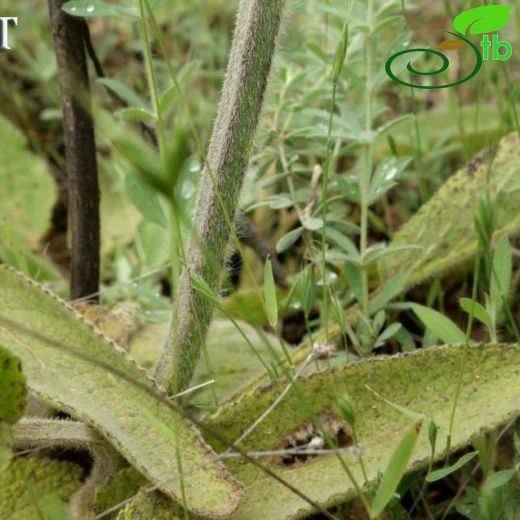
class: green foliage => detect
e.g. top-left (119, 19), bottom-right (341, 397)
top-left (0, 457), bottom-right (82, 520)
top-left (130, 318), bottom-right (284, 408)
top-left (0, 346), bottom-right (27, 472)
top-left (0, 115), bottom-right (59, 281)
top-left (371, 421), bottom-right (422, 518)
top-left (3, 0), bottom-right (520, 517)
top-left (0, 347), bottom-right (26, 425)
top-left (411, 304), bottom-right (467, 345)
top-left (93, 467), bottom-right (147, 519)
top-left (426, 451), bottom-right (478, 483)
top-left (0, 266), bottom-right (242, 518)
top-left (206, 343), bottom-right (520, 519)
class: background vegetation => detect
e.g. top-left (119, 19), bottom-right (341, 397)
top-left (1, 0), bottom-right (520, 518)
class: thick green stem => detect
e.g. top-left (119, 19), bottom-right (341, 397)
top-left (155, 0), bottom-right (286, 394)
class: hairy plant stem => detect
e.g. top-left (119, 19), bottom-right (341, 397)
top-left (154, 0), bottom-right (287, 394)
top-left (48, 1), bottom-right (100, 302)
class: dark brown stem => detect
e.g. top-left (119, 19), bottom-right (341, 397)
top-left (48, 1), bottom-right (100, 301)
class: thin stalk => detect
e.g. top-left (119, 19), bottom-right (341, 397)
top-left (359, 0), bottom-right (375, 315)
top-left (320, 80), bottom-right (339, 339)
top-left (138, 0), bottom-right (183, 294)
top-left (445, 253), bottom-right (481, 458)
top-left (138, 0), bottom-right (166, 160)
top-left (320, 5), bottom-right (352, 339)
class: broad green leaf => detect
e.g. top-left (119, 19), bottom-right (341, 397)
top-left (0, 457), bottom-right (82, 519)
top-left (411, 304), bottom-right (467, 344)
top-left (205, 343), bottom-right (520, 519)
top-left (0, 266), bottom-right (242, 518)
top-left (453, 6), bottom-right (512, 35)
top-left (426, 451), bottom-right (478, 482)
top-left (380, 133), bottom-right (520, 287)
top-left (264, 258), bottom-right (279, 327)
top-left (371, 421), bottom-right (422, 518)
top-left (0, 346), bottom-right (26, 425)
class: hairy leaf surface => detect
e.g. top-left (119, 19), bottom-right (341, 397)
top-left (206, 343), bottom-right (520, 519)
top-left (0, 266), bottom-right (242, 518)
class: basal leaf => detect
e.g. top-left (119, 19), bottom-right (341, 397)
top-left (453, 6), bottom-right (512, 35)
top-left (0, 266), bottom-right (242, 518)
top-left (379, 132), bottom-right (520, 287)
top-left (206, 343), bottom-right (520, 519)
